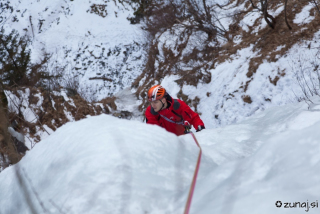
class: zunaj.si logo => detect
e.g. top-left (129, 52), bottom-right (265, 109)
top-left (275, 201), bottom-right (282, 207)
top-left (275, 200), bottom-right (319, 212)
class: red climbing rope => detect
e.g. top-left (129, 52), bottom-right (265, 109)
top-left (183, 132), bottom-right (202, 214)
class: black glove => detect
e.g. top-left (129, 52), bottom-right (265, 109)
top-left (196, 125), bottom-right (205, 132)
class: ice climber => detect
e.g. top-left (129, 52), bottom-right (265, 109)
top-left (145, 85), bottom-right (205, 136)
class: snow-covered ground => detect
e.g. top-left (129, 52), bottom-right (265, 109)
top-left (146, 1), bottom-right (320, 129)
top-left (1, 0), bottom-right (148, 100)
top-left (1, 97), bottom-right (320, 214)
top-left (2, 0), bottom-right (320, 129)
top-left (1, 2), bottom-right (320, 211)
top-left (158, 29), bottom-right (320, 129)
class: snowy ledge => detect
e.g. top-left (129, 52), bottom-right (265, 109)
top-left (1, 98), bottom-right (320, 214)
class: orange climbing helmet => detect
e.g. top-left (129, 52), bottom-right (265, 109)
top-left (148, 85), bottom-right (166, 101)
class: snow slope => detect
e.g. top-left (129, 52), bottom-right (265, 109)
top-left (2, 0), bottom-right (320, 130)
top-left (187, 98), bottom-right (320, 214)
top-left (1, 0), bottom-right (147, 100)
top-left (149, 1), bottom-right (320, 129)
top-left (161, 29), bottom-right (320, 129)
top-left (1, 97), bottom-right (320, 213)
top-left (0, 114), bottom-right (203, 214)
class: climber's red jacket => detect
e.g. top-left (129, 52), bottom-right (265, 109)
top-left (145, 96), bottom-right (205, 136)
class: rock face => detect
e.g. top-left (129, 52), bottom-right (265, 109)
top-left (1, 85), bottom-right (142, 170)
top-left (0, 100), bottom-right (22, 170)
top-left (4, 87), bottom-right (108, 147)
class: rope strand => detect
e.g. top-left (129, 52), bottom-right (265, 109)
top-left (183, 132), bottom-right (202, 214)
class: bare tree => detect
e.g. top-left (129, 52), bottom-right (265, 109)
top-left (182, 0), bottom-right (228, 39)
top-left (140, 0), bottom-right (227, 40)
top-left (285, 0), bottom-right (292, 30)
top-left (292, 52), bottom-right (320, 106)
top-left (249, 0), bottom-right (276, 29)
top-left (311, 0), bottom-right (320, 14)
